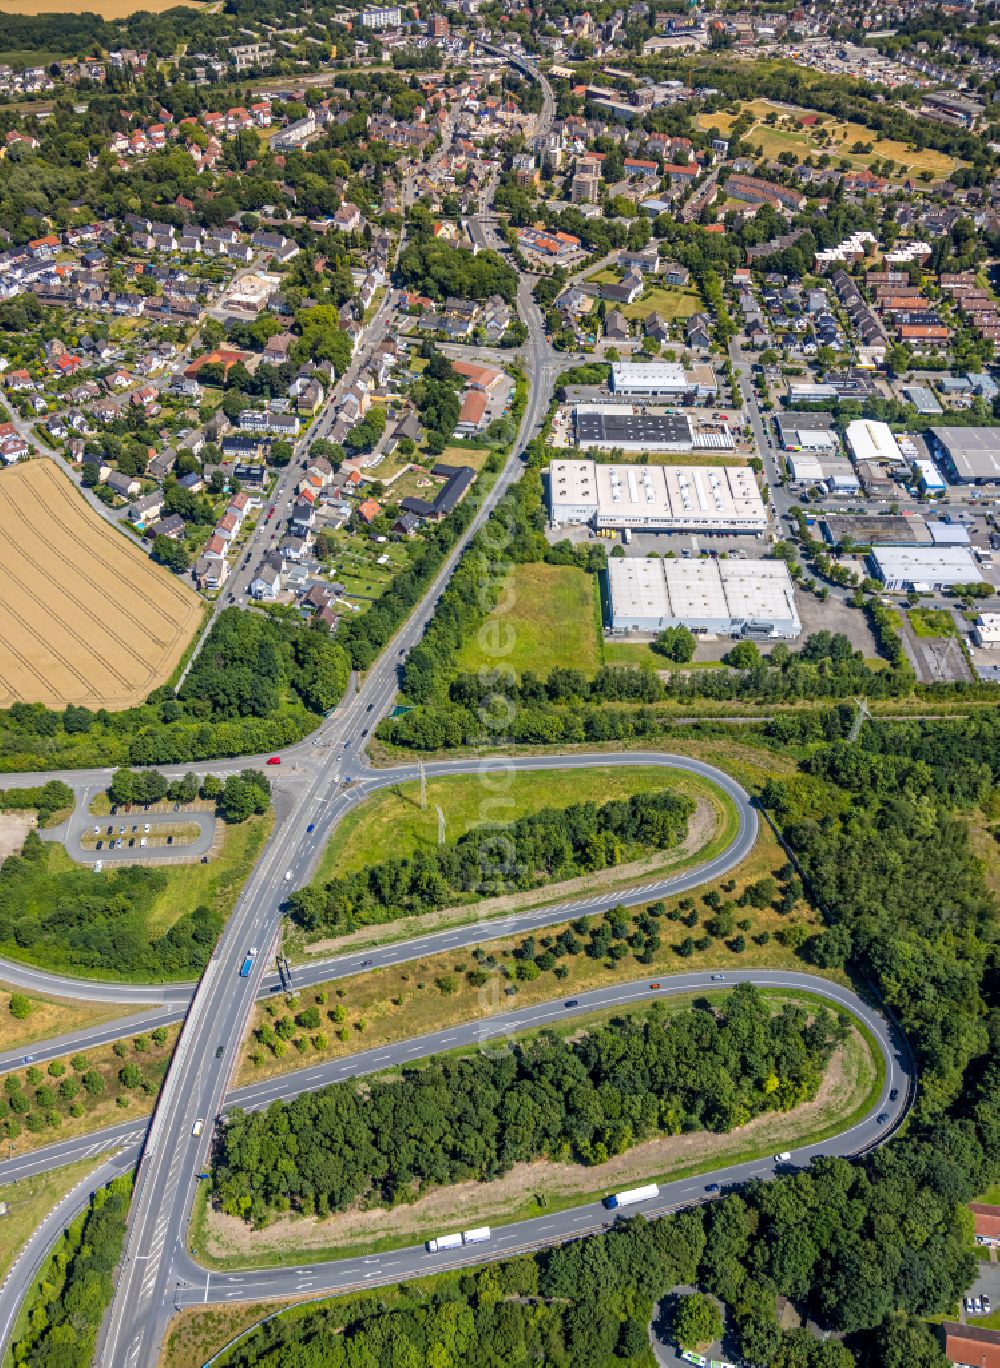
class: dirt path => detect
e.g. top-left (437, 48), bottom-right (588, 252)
top-left (299, 796), bottom-right (718, 958)
top-left (205, 1035), bottom-right (863, 1262)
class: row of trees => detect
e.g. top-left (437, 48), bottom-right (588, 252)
top-left (0, 779), bottom-right (73, 826)
top-left (107, 766), bottom-right (271, 825)
top-left (287, 788), bottom-right (694, 936)
top-left (214, 986), bottom-right (843, 1225)
top-left (9, 1175), bottom-right (132, 1368)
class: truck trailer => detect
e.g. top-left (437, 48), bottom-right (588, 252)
top-left (426, 1227), bottom-right (493, 1253)
top-left (426, 1232), bottom-right (464, 1253)
top-left (603, 1183), bottom-right (659, 1210)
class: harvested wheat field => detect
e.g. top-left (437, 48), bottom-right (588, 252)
top-left (0, 460), bottom-right (201, 709)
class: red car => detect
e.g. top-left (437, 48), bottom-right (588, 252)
top-left (266, 756), bottom-right (281, 766)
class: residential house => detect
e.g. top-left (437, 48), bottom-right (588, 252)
top-left (106, 471), bottom-right (141, 498)
top-left (149, 513), bottom-right (185, 540)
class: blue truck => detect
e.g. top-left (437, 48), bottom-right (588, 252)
top-left (239, 952), bottom-right (254, 978)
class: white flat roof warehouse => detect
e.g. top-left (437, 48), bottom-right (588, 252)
top-left (607, 557), bottom-right (800, 636)
top-left (869, 544), bottom-right (981, 590)
top-left (610, 361), bottom-right (689, 394)
top-left (548, 459), bottom-right (767, 533)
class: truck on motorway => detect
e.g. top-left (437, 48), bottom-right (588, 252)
top-left (426, 1226), bottom-right (492, 1253)
top-left (426, 1232), bottom-right (463, 1253)
top-left (603, 1184), bottom-right (659, 1210)
top-left (239, 954), bottom-right (254, 978)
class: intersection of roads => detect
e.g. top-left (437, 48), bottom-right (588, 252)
top-left (0, 53), bottom-right (917, 1368)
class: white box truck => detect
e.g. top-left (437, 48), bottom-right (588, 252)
top-left (426, 1231), bottom-right (464, 1253)
top-left (603, 1183), bottom-right (659, 1210)
top-left (462, 1227), bottom-right (491, 1245)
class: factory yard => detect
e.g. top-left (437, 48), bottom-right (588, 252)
top-left (696, 99), bottom-right (958, 180)
top-left (0, 461), bottom-right (201, 709)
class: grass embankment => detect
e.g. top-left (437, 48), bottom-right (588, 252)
top-left (316, 763), bottom-right (724, 878)
top-left (204, 990), bottom-right (881, 1270)
top-left (0, 1026), bottom-right (179, 1160)
top-left (250, 820), bottom-right (803, 1084)
top-left (0, 987), bottom-right (141, 1055)
top-left (142, 810), bottom-right (271, 937)
top-left (158, 1302), bottom-right (301, 1368)
top-left (0, 1154), bottom-right (107, 1284)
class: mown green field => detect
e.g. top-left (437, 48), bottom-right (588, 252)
top-left (454, 561), bottom-right (601, 679)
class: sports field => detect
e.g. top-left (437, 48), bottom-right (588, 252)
top-left (696, 99), bottom-right (958, 180)
top-left (0, 461), bottom-right (201, 709)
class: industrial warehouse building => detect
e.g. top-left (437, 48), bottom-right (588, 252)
top-left (775, 412), bottom-right (840, 452)
top-left (868, 544), bottom-right (981, 591)
top-left (785, 450), bottom-right (859, 492)
top-left (608, 361), bottom-right (715, 401)
top-left (547, 459), bottom-right (768, 534)
top-left (845, 419), bottom-right (904, 467)
top-left (607, 556), bottom-right (800, 637)
top-left (574, 408), bottom-right (694, 452)
top-left (930, 427), bottom-right (1000, 483)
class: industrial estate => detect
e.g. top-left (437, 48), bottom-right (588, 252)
top-left (0, 3), bottom-right (998, 1368)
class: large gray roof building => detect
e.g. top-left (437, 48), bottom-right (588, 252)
top-left (931, 427), bottom-right (1000, 483)
top-left (607, 557), bottom-right (799, 637)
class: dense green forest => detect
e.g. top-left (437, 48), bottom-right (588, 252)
top-left (10, 1174), bottom-right (131, 1368)
top-left (214, 986), bottom-right (843, 1224)
top-left (397, 238), bottom-right (520, 304)
top-left (0, 829), bottom-right (224, 979)
top-left (287, 787), bottom-right (695, 936)
top-left (0, 609), bottom-right (349, 772)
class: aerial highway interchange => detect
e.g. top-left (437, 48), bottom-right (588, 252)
top-left (0, 51), bottom-right (918, 1368)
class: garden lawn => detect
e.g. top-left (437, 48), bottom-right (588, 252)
top-left (623, 287), bottom-right (703, 322)
top-left (453, 562), bottom-right (600, 679)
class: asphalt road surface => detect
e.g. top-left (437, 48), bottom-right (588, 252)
top-left (0, 748), bottom-right (756, 1064)
top-left (0, 968), bottom-right (912, 1357)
